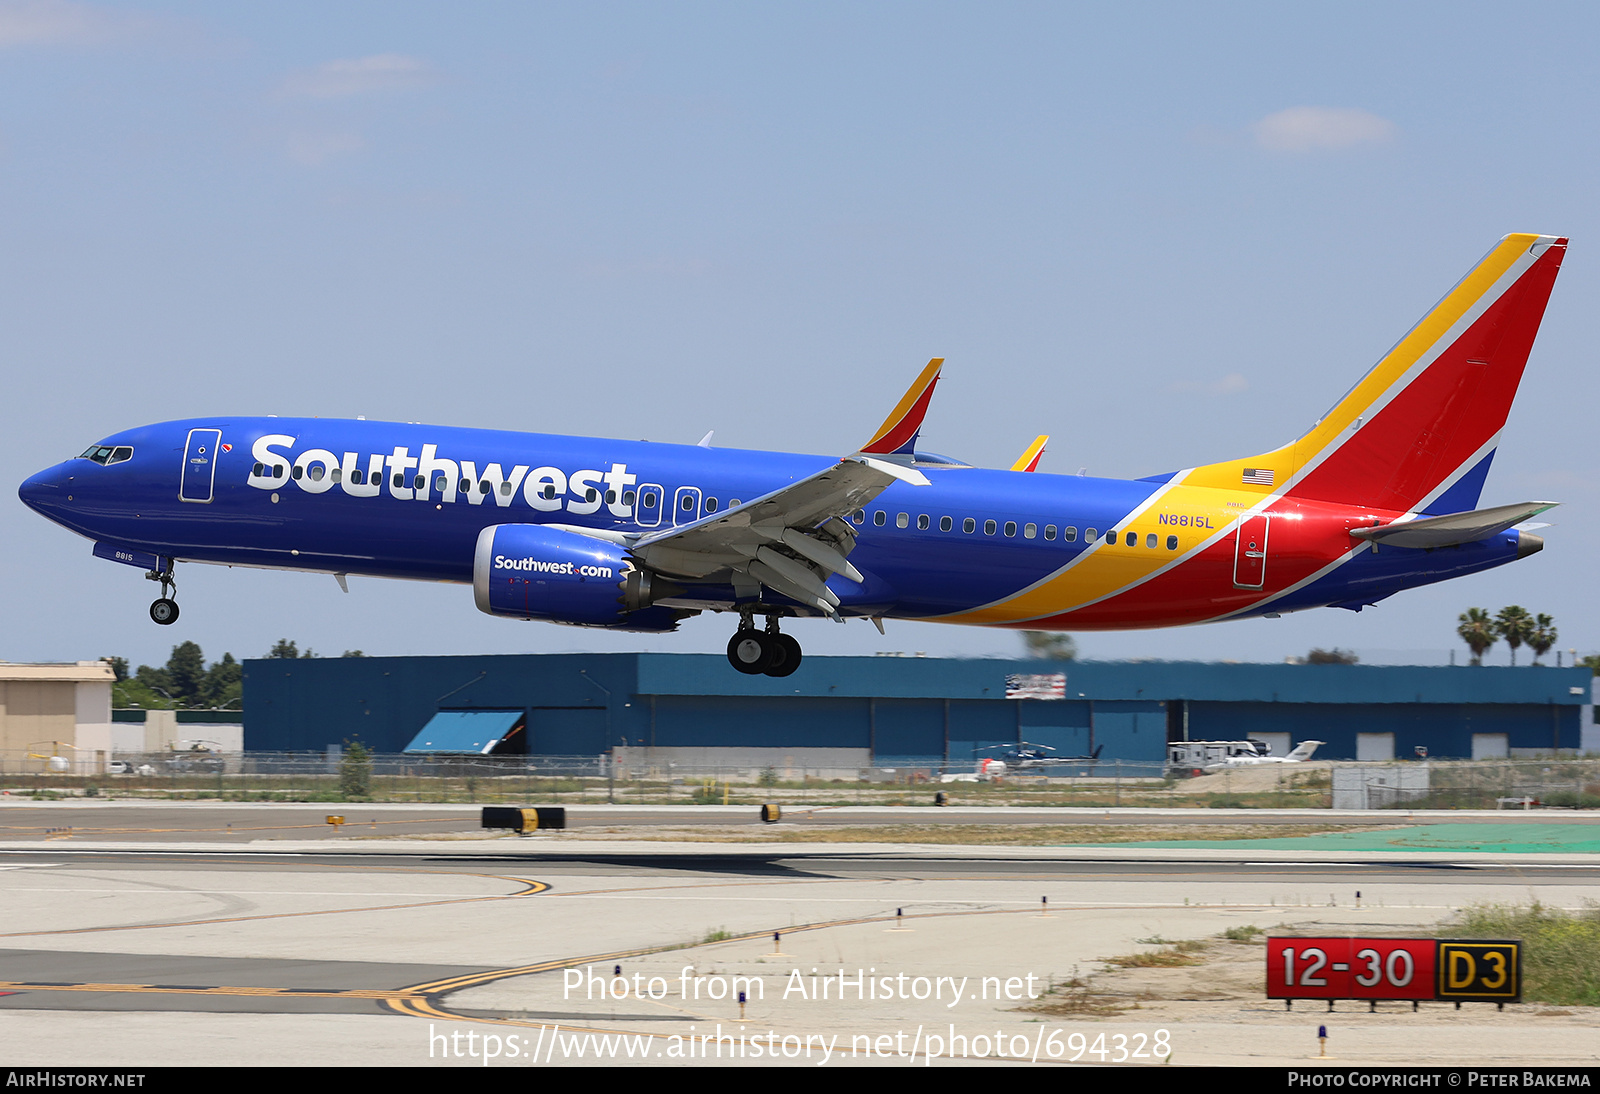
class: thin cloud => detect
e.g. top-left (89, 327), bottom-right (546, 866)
top-left (280, 53), bottom-right (439, 99)
top-left (1252, 107), bottom-right (1397, 152)
top-left (1167, 372), bottom-right (1249, 397)
top-left (0, 0), bottom-right (144, 47)
top-left (285, 130), bottom-right (366, 166)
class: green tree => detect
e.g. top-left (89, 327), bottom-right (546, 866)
top-left (1307, 647), bottom-right (1359, 665)
top-left (201, 653), bottom-right (243, 708)
top-left (164, 641), bottom-right (207, 700)
top-left (117, 645), bottom-right (242, 709)
top-left (339, 740), bottom-right (372, 800)
top-left (1458, 608), bottom-right (1497, 666)
top-left (1528, 614), bottom-right (1558, 665)
top-left (1495, 605), bottom-right (1535, 666)
top-left (100, 656), bottom-right (128, 682)
top-left (1022, 631), bottom-right (1077, 660)
top-left (268, 639), bottom-right (318, 659)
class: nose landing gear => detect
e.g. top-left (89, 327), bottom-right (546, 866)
top-left (145, 564), bottom-right (180, 626)
top-left (726, 612), bottom-right (802, 677)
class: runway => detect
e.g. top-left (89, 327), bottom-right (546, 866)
top-left (3, 807), bottom-right (1599, 1066)
top-left (3, 799), bottom-right (1597, 843)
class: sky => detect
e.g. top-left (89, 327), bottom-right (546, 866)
top-left (2, 1), bottom-right (1597, 672)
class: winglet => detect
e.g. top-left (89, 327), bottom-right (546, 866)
top-left (860, 358), bottom-right (943, 457)
top-left (1010, 435), bottom-right (1049, 473)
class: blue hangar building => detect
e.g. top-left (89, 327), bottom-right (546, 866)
top-left (241, 654), bottom-right (1590, 763)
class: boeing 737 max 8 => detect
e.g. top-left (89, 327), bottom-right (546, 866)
top-left (19, 234), bottom-right (1566, 676)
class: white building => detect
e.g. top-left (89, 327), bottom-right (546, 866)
top-left (0, 661), bottom-right (115, 774)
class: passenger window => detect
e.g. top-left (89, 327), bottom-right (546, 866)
top-left (963, 517), bottom-right (976, 533)
top-left (606, 490), bottom-right (616, 504)
top-left (308, 465), bottom-right (325, 482)
top-left (1166, 534), bottom-right (1178, 550)
top-left (984, 519), bottom-right (997, 535)
top-left (293, 466), bottom-right (304, 480)
top-left (917, 514), bottom-right (929, 530)
top-left (1084, 527), bottom-right (1095, 541)
top-left (874, 511), bottom-right (886, 527)
top-left (481, 481), bottom-right (492, 494)
top-left (253, 462), bottom-right (263, 476)
top-left (623, 490), bottom-right (636, 505)
top-left (1065, 526), bottom-right (1077, 542)
top-left (1024, 523), bottom-right (1037, 539)
top-left (730, 499), bottom-right (740, 507)
top-left (332, 469), bottom-right (342, 483)
top-left (415, 475), bottom-right (426, 489)
top-left (1126, 531), bottom-right (1137, 546)
top-left (940, 516), bottom-right (952, 532)
top-left (1145, 533), bottom-right (1157, 548)
top-left (541, 484), bottom-right (556, 500)
top-left (586, 488), bottom-right (598, 503)
top-left (852, 509), bottom-right (865, 524)
top-left (896, 513), bottom-right (909, 528)
top-left (389, 473), bottom-right (401, 487)
top-left (681, 495), bottom-right (694, 511)
top-left (353, 469), bottom-right (365, 485)
top-left (1044, 525), bottom-right (1056, 540)
top-left (643, 492), bottom-right (657, 507)
top-left (706, 497), bottom-right (719, 513)
top-left (501, 482), bottom-right (513, 496)
top-left (1004, 521), bottom-right (1017, 537)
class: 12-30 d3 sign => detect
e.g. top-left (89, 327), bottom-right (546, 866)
top-left (1267, 937), bottom-right (1520, 1004)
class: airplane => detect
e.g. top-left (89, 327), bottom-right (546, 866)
top-left (1201, 740), bottom-right (1323, 772)
top-left (18, 233), bottom-right (1566, 677)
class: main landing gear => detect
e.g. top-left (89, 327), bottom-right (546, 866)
top-left (726, 612), bottom-right (802, 677)
top-left (145, 564), bottom-right (180, 626)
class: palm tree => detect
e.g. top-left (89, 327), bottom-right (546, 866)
top-left (1458, 608), bottom-right (1496, 666)
top-left (1529, 614), bottom-right (1558, 664)
top-left (1495, 605), bottom-right (1534, 666)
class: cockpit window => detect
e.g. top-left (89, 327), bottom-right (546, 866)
top-left (79, 445), bottom-right (133, 466)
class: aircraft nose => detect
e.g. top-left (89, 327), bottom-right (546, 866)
top-left (18, 464), bottom-right (69, 516)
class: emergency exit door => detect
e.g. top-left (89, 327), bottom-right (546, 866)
top-left (1232, 514), bottom-right (1270, 588)
top-left (179, 428), bottom-right (222, 504)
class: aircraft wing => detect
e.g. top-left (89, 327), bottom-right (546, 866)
top-left (629, 360), bottom-right (942, 616)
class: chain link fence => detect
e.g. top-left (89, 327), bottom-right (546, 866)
top-left (1, 750), bottom-right (1176, 805)
top-left (4, 750), bottom-right (1594, 809)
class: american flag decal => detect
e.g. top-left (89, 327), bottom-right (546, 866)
top-left (1242, 468), bottom-right (1274, 485)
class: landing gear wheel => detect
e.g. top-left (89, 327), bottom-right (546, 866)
top-left (149, 598), bottom-right (180, 626)
top-left (727, 630), bottom-right (772, 675)
top-left (765, 633), bottom-right (802, 677)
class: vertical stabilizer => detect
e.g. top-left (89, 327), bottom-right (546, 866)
top-left (1184, 235), bottom-right (1566, 513)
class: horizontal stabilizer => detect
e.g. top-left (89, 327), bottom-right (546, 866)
top-left (1349, 501), bottom-right (1557, 549)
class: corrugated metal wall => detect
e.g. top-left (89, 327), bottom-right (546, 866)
top-left (241, 653), bottom-right (1588, 761)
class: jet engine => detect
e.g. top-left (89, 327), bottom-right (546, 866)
top-left (472, 524), bottom-right (685, 631)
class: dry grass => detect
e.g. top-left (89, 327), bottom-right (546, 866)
top-left (569, 822), bottom-right (1387, 845)
top-left (1455, 902), bottom-right (1600, 1007)
top-left (1026, 974), bottom-right (1144, 1017)
top-left (1106, 939), bottom-right (1210, 968)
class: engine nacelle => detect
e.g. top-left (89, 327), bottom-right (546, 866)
top-left (473, 524), bottom-right (683, 631)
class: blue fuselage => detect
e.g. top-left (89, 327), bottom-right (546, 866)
top-left (19, 417), bottom-right (1528, 628)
